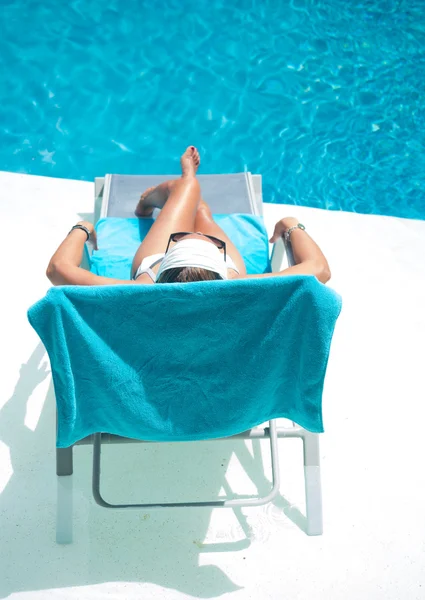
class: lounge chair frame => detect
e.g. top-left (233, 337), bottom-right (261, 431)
top-left (54, 184), bottom-right (324, 543)
top-left (56, 421), bottom-right (322, 543)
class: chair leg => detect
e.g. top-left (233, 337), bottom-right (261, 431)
top-left (302, 431), bottom-right (323, 536)
top-left (56, 447), bottom-right (73, 476)
top-left (56, 447), bottom-right (73, 544)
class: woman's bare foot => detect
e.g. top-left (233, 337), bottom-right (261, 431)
top-left (180, 146), bottom-right (200, 178)
top-left (135, 181), bottom-right (175, 217)
top-left (135, 147), bottom-right (200, 217)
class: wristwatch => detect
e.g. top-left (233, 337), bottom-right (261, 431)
top-left (284, 223), bottom-right (305, 243)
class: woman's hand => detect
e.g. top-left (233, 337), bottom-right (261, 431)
top-left (269, 217), bottom-right (299, 243)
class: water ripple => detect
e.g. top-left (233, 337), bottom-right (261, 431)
top-left (0, 0), bottom-right (424, 218)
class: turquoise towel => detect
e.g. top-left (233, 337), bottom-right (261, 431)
top-left (28, 277), bottom-right (342, 448)
top-left (90, 215), bottom-right (271, 279)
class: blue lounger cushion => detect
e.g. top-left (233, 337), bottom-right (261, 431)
top-left (90, 214), bottom-right (271, 279)
top-left (28, 276), bottom-right (342, 448)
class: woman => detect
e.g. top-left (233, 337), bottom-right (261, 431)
top-left (46, 146), bottom-right (331, 286)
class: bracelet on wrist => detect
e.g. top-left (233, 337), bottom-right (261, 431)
top-left (68, 224), bottom-right (91, 241)
top-left (284, 223), bottom-right (305, 243)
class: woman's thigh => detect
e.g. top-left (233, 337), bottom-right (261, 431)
top-left (131, 177), bottom-right (201, 276)
top-left (194, 203), bottom-right (247, 275)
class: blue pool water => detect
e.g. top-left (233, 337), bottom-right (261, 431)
top-left (1, 0), bottom-right (424, 219)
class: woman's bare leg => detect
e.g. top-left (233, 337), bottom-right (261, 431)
top-left (194, 200), bottom-right (247, 276)
top-left (131, 147), bottom-right (201, 276)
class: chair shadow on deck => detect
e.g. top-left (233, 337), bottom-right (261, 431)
top-left (0, 343), bottom-right (302, 599)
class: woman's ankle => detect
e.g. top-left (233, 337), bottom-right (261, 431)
top-left (156, 180), bottom-right (178, 202)
top-left (166, 179), bottom-right (178, 192)
top-left (181, 172), bottom-right (197, 181)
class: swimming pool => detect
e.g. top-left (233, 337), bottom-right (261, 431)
top-left (1, 0), bottom-right (424, 219)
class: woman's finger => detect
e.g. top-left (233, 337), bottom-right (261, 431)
top-left (269, 223), bottom-right (282, 243)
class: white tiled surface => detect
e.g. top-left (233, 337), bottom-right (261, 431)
top-left (1, 171), bottom-right (425, 599)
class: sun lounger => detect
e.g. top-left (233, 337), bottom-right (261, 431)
top-left (28, 174), bottom-right (341, 544)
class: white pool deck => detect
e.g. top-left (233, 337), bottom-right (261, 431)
top-left (1, 171), bottom-right (425, 599)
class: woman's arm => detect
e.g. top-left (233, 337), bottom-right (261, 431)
top-left (46, 221), bottom-right (140, 286)
top-left (246, 217), bottom-right (331, 284)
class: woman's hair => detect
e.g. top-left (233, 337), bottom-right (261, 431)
top-left (156, 267), bottom-right (222, 284)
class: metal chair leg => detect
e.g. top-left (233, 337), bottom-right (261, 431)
top-left (56, 446), bottom-right (73, 476)
top-left (56, 446), bottom-right (73, 544)
top-left (302, 431), bottom-right (323, 536)
top-left (56, 475), bottom-right (73, 544)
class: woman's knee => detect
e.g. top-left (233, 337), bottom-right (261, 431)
top-left (195, 203), bottom-right (214, 230)
top-left (196, 200), bottom-right (212, 219)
